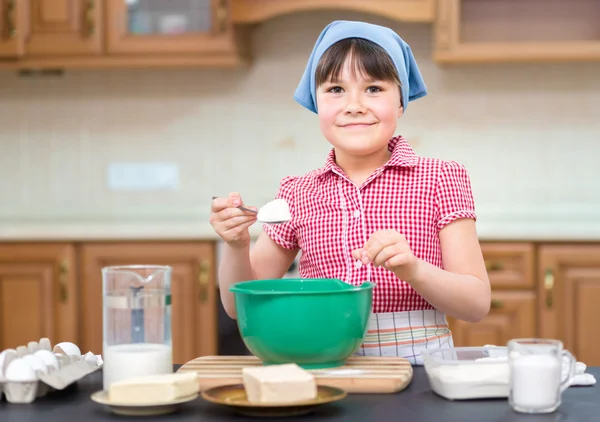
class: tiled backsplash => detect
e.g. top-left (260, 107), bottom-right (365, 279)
top-left (0, 12), bottom-right (599, 238)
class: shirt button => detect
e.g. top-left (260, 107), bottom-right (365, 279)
top-left (354, 260), bottom-right (363, 269)
top-left (353, 210), bottom-right (361, 218)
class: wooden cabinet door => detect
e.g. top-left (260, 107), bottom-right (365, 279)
top-left (80, 242), bottom-right (217, 365)
top-left (0, 243), bottom-right (77, 350)
top-left (449, 291), bottom-right (536, 347)
top-left (538, 245), bottom-right (600, 365)
top-left (106, 0), bottom-right (234, 54)
top-left (24, 0), bottom-right (103, 56)
top-left (0, 0), bottom-right (26, 57)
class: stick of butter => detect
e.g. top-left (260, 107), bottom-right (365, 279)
top-left (108, 371), bottom-right (198, 404)
top-left (242, 363), bottom-right (317, 404)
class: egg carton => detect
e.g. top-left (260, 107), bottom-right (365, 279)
top-left (0, 338), bottom-right (103, 404)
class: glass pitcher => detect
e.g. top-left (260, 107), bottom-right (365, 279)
top-left (102, 265), bottom-right (173, 390)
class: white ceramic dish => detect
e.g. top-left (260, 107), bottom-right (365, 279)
top-left (91, 390), bottom-right (198, 416)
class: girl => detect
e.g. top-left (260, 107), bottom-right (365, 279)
top-left (210, 20), bottom-right (490, 365)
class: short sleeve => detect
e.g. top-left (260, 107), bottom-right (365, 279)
top-left (262, 176), bottom-right (300, 250)
top-left (435, 160), bottom-right (477, 230)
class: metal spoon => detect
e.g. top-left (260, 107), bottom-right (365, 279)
top-left (211, 197), bottom-right (289, 224)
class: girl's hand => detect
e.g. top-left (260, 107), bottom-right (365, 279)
top-left (210, 192), bottom-right (257, 249)
top-left (352, 230), bottom-right (420, 282)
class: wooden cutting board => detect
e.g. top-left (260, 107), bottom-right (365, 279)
top-left (177, 355), bottom-right (413, 394)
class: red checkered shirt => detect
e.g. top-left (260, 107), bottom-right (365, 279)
top-left (263, 136), bottom-right (477, 313)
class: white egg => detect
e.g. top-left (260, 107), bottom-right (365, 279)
top-left (27, 341), bottom-right (40, 353)
top-left (34, 350), bottom-right (59, 371)
top-left (0, 352), bottom-right (5, 378)
top-left (38, 338), bottom-right (52, 351)
top-left (22, 354), bottom-right (48, 375)
top-left (0, 349), bottom-right (17, 378)
top-left (83, 351), bottom-right (98, 365)
top-left (54, 342), bottom-right (81, 356)
top-left (5, 358), bottom-right (38, 381)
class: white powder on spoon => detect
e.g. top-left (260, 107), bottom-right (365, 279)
top-left (257, 199), bottom-right (291, 223)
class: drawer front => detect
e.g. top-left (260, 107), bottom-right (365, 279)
top-left (449, 290), bottom-right (536, 347)
top-left (481, 242), bottom-right (535, 289)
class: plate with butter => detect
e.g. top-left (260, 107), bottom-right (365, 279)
top-left (201, 363), bottom-right (347, 417)
top-left (91, 371), bottom-right (199, 416)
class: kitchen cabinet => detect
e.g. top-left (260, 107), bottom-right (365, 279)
top-left (0, 243), bottom-right (78, 351)
top-left (449, 242), bottom-right (537, 347)
top-left (25, 0), bottom-right (103, 57)
top-left (231, 0), bottom-right (436, 24)
top-left (2, 0), bottom-right (597, 68)
top-left (0, 0), bottom-right (24, 59)
top-left (2, 238), bottom-right (600, 366)
top-left (450, 290), bottom-right (536, 347)
top-left (0, 0), bottom-right (25, 57)
top-left (105, 0), bottom-right (240, 58)
top-left (80, 241), bottom-right (218, 365)
top-left (0, 0), bottom-right (247, 69)
top-left (434, 0), bottom-right (600, 63)
top-left (0, 241), bottom-right (217, 366)
top-left (0, 0), bottom-right (102, 58)
top-left (538, 244), bottom-right (600, 366)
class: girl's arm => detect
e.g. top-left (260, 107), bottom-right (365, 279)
top-left (353, 218), bottom-right (491, 323)
top-left (407, 218), bottom-right (490, 322)
top-left (219, 232), bottom-right (298, 319)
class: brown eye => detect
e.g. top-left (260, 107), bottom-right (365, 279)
top-left (367, 86), bottom-right (382, 93)
top-left (328, 86), bottom-right (343, 94)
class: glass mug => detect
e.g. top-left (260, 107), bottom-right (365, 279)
top-left (508, 338), bottom-right (576, 414)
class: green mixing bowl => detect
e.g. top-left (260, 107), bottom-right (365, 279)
top-left (230, 278), bottom-right (374, 369)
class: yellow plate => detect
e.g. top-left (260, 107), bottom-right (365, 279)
top-left (90, 390), bottom-right (198, 416)
top-left (201, 384), bottom-right (347, 417)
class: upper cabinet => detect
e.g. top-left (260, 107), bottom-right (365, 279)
top-left (106, 0), bottom-right (236, 56)
top-left (25, 0), bottom-right (103, 56)
top-left (231, 0), bottom-right (436, 24)
top-left (0, 0), bottom-right (246, 69)
top-left (2, 0), bottom-right (599, 68)
top-left (0, 0), bottom-right (25, 57)
top-left (434, 0), bottom-right (600, 63)
top-left (0, 0), bottom-right (102, 58)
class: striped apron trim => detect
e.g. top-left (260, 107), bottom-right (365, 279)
top-left (354, 310), bottom-right (454, 365)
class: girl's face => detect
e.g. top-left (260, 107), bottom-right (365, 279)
top-left (315, 55), bottom-right (403, 157)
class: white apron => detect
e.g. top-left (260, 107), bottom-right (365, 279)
top-left (354, 309), bottom-right (454, 365)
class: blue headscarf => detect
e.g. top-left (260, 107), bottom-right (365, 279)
top-left (294, 20), bottom-right (427, 114)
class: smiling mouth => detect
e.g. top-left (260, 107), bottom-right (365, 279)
top-left (339, 123), bottom-right (376, 128)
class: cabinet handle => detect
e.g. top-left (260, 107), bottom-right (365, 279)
top-left (85, 0), bottom-right (95, 37)
top-left (544, 268), bottom-right (554, 309)
top-left (490, 299), bottom-right (503, 309)
top-left (485, 260), bottom-right (503, 272)
top-left (216, 0), bottom-right (228, 33)
top-left (58, 260), bottom-right (69, 303)
top-left (6, 0), bottom-right (16, 38)
top-left (198, 260), bottom-right (211, 302)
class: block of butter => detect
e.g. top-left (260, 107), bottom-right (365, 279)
top-left (108, 371), bottom-right (198, 404)
top-left (242, 363), bottom-right (317, 404)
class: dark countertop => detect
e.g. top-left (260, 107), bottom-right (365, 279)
top-left (1, 366), bottom-right (598, 422)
